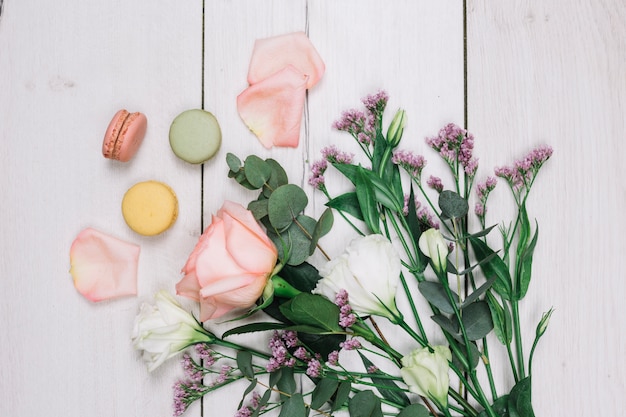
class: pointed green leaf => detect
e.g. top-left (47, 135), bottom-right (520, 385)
top-left (251, 389), bottom-right (272, 417)
top-left (278, 262), bottom-right (322, 293)
top-left (348, 391), bottom-right (383, 417)
top-left (332, 380), bottom-right (352, 412)
top-left (508, 377), bottom-right (535, 417)
top-left (469, 237), bottom-right (513, 300)
top-left (461, 277), bottom-right (497, 307)
top-left (355, 166), bottom-right (381, 234)
top-left (311, 378), bottom-right (340, 409)
top-left (418, 281), bottom-right (459, 314)
top-left (406, 185), bottom-right (428, 272)
top-left (326, 192), bottom-right (364, 221)
top-left (397, 404), bottom-right (430, 417)
top-left (278, 393), bottom-right (306, 417)
top-left (333, 163), bottom-right (403, 212)
top-left (236, 351), bottom-right (254, 379)
top-left (222, 322), bottom-right (288, 338)
top-left (358, 352), bottom-right (409, 407)
top-left (310, 208), bottom-right (334, 255)
top-left (486, 292), bottom-right (512, 345)
top-left (517, 222), bottom-right (539, 300)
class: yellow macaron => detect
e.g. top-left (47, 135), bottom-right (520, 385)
top-left (122, 181), bottom-right (178, 236)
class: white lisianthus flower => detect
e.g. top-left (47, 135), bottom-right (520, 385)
top-left (312, 234), bottom-right (401, 321)
top-left (418, 228), bottom-right (448, 274)
top-left (132, 290), bottom-right (214, 372)
top-left (400, 345), bottom-right (452, 407)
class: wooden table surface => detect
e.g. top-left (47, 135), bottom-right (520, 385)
top-left (1, 1), bottom-right (624, 416)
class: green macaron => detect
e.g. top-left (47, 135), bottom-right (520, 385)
top-left (169, 109), bottom-right (222, 164)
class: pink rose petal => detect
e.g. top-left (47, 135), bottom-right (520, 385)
top-left (247, 31), bottom-right (325, 90)
top-left (69, 228), bottom-right (140, 302)
top-left (237, 65), bottom-right (307, 148)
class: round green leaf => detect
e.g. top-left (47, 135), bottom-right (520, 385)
top-left (438, 190), bottom-right (469, 219)
top-left (244, 155), bottom-right (272, 189)
top-left (268, 184), bottom-right (308, 230)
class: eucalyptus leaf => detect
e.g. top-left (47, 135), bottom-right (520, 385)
top-left (461, 301), bottom-right (494, 341)
top-left (251, 389), bottom-right (272, 417)
top-left (244, 155), bottom-right (272, 189)
top-left (418, 281), bottom-right (459, 314)
top-left (476, 395), bottom-right (509, 417)
top-left (310, 208), bottom-right (334, 255)
top-left (278, 393), bottom-right (306, 417)
top-left (332, 380), bottom-right (352, 412)
top-left (226, 152), bottom-right (242, 172)
top-left (268, 184), bottom-right (308, 230)
top-left (508, 377), bottom-right (535, 417)
top-left (348, 391), bottom-right (383, 417)
top-left (469, 237), bottom-right (513, 300)
top-left (438, 190), bottom-right (469, 219)
top-left (396, 404), bottom-right (430, 417)
top-left (236, 351), bottom-right (254, 379)
top-left (238, 378), bottom-right (258, 410)
top-left (450, 338), bottom-right (480, 370)
top-left (247, 198), bottom-right (269, 221)
top-left (431, 314), bottom-right (460, 337)
top-left (268, 215), bottom-right (316, 266)
top-left (276, 366), bottom-right (296, 397)
top-left (264, 158), bottom-right (289, 196)
top-left (311, 378), bottom-right (339, 409)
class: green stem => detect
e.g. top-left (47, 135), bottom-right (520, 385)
top-left (512, 300), bottom-right (526, 380)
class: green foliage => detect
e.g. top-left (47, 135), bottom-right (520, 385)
top-left (325, 192), bottom-right (364, 221)
top-left (278, 393), bottom-right (307, 417)
top-left (508, 377), bottom-right (535, 417)
top-left (348, 391), bottom-right (383, 417)
top-left (438, 190), bottom-right (469, 219)
top-left (358, 352), bottom-right (410, 407)
top-left (396, 404), bottom-right (430, 417)
top-left (469, 236), bottom-right (513, 300)
top-left (310, 378), bottom-right (339, 409)
top-left (279, 293), bottom-right (343, 333)
top-left (355, 165), bottom-right (381, 233)
top-left (236, 351), bottom-right (254, 379)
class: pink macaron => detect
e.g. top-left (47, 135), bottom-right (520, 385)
top-left (102, 109), bottom-right (147, 162)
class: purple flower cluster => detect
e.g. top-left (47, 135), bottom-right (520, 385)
top-left (495, 145), bottom-right (553, 193)
top-left (332, 90), bottom-right (389, 145)
top-left (309, 146), bottom-right (354, 190)
top-left (402, 195), bottom-right (439, 229)
top-left (173, 381), bottom-right (207, 417)
top-left (335, 289), bottom-right (357, 328)
top-left (474, 176), bottom-right (497, 219)
top-left (340, 338), bottom-right (362, 351)
top-left (427, 175), bottom-right (444, 193)
top-left (234, 391), bottom-right (264, 417)
top-left (426, 123), bottom-right (478, 178)
top-left (181, 354), bottom-right (204, 381)
top-left (266, 331), bottom-right (298, 372)
top-left (392, 149), bottom-right (427, 181)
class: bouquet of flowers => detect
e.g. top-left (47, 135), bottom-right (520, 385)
top-left (132, 91), bottom-right (553, 417)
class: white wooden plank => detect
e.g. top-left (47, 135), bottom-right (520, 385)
top-left (0, 1), bottom-right (202, 416)
top-left (468, 1), bottom-right (626, 415)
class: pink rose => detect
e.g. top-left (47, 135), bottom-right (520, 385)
top-left (176, 201), bottom-right (278, 321)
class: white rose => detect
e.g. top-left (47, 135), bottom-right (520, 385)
top-left (400, 345), bottom-right (452, 407)
top-left (131, 290), bottom-right (214, 371)
top-left (313, 234), bottom-right (401, 320)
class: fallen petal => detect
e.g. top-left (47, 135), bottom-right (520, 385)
top-left (247, 31), bottom-right (325, 89)
top-left (237, 65), bottom-right (307, 148)
top-left (69, 228), bottom-right (140, 301)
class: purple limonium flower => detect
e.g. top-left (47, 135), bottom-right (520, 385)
top-left (340, 338), bottom-right (362, 351)
top-left (194, 343), bottom-right (216, 366)
top-left (333, 109), bottom-right (375, 145)
top-left (426, 123), bottom-right (478, 178)
top-left (181, 354), bottom-right (204, 381)
top-left (474, 176), bottom-right (497, 220)
top-left (496, 145), bottom-right (552, 195)
top-left (327, 350), bottom-right (340, 366)
top-left (335, 289), bottom-right (357, 328)
top-left (361, 90), bottom-right (389, 117)
top-left (392, 149), bottom-right (427, 181)
top-left (173, 381), bottom-right (206, 417)
top-left (322, 145), bottom-right (354, 164)
top-left (308, 158), bottom-right (328, 190)
top-left (306, 358), bottom-right (322, 378)
top-left (427, 176), bottom-right (444, 193)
